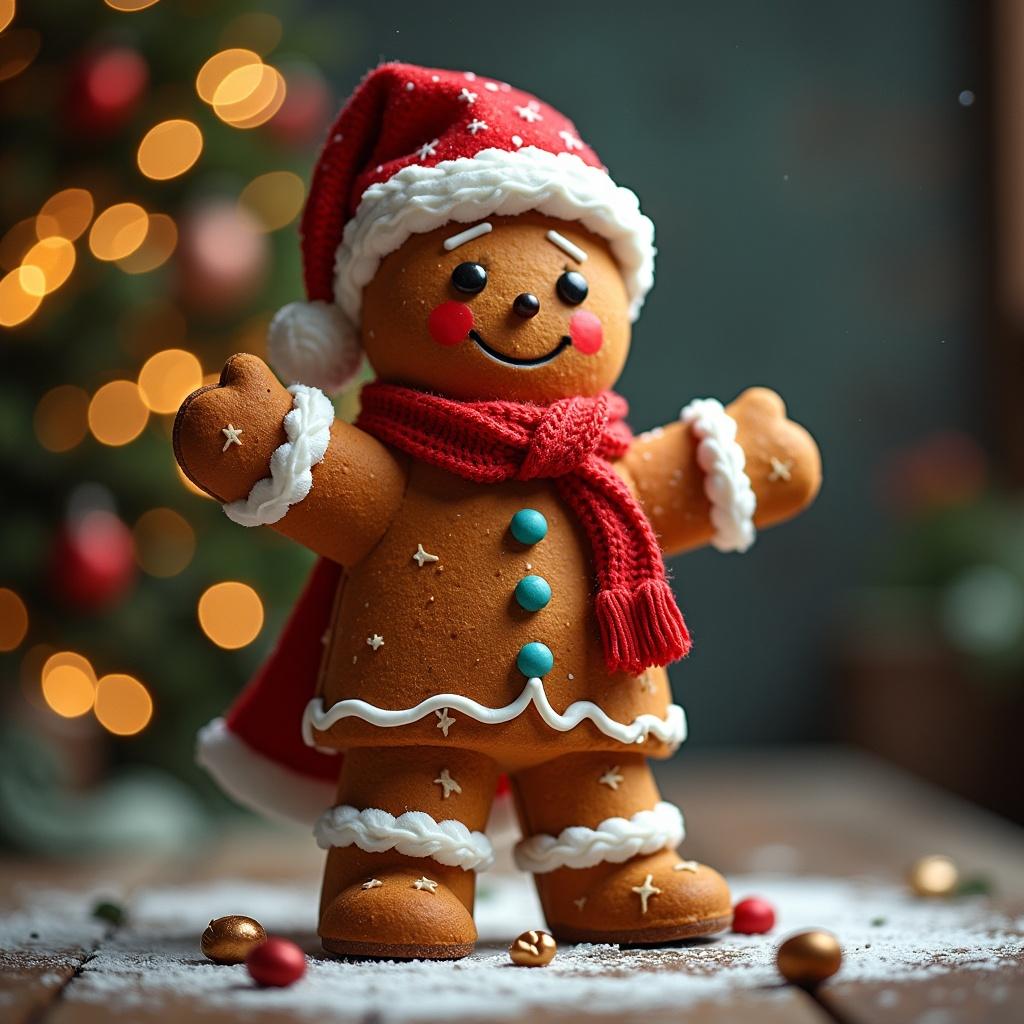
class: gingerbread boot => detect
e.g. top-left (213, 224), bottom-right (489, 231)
top-left (512, 752), bottom-right (732, 944)
top-left (317, 746), bottom-right (499, 959)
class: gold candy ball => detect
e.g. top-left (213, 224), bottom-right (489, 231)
top-left (509, 929), bottom-right (557, 967)
top-left (201, 915), bottom-right (268, 965)
top-left (776, 930), bottom-right (842, 987)
top-left (908, 854), bottom-right (959, 897)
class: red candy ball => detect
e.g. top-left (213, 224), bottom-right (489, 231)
top-left (428, 301), bottom-right (473, 346)
top-left (246, 937), bottom-right (306, 987)
top-left (732, 897), bottom-right (776, 935)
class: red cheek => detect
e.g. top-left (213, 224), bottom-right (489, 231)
top-left (428, 301), bottom-right (474, 347)
top-left (569, 310), bottom-right (603, 355)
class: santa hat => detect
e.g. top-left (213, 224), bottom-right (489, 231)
top-left (268, 62), bottom-right (656, 393)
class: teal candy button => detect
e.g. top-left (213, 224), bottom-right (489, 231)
top-left (510, 508), bottom-right (547, 545)
top-left (515, 575), bottom-right (551, 612)
top-left (517, 641), bottom-right (553, 678)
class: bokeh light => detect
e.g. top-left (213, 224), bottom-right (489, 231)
top-left (0, 588), bottom-right (29, 652)
top-left (34, 384), bottom-right (90, 452)
top-left (88, 202), bottom-right (149, 261)
top-left (41, 661), bottom-right (96, 719)
top-left (0, 1), bottom-right (14, 34)
top-left (239, 171), bottom-right (305, 232)
top-left (36, 188), bottom-right (94, 242)
top-left (133, 507), bottom-right (196, 577)
top-left (137, 348), bottom-right (202, 414)
top-left (137, 119), bottom-right (203, 180)
top-left (196, 48), bottom-right (261, 103)
top-left (198, 581), bottom-right (264, 649)
top-left (0, 28), bottom-right (40, 83)
top-left (94, 673), bottom-right (153, 735)
top-left (115, 212), bottom-right (177, 274)
top-left (0, 217), bottom-right (37, 270)
top-left (88, 380), bottom-right (150, 445)
top-left (42, 650), bottom-right (97, 685)
top-left (21, 236), bottom-right (75, 295)
top-left (213, 62), bottom-right (285, 128)
top-left (104, 0), bottom-right (161, 10)
top-left (0, 266), bottom-right (42, 326)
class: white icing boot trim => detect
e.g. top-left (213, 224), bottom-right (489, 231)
top-left (223, 384), bottom-right (335, 527)
top-left (302, 677), bottom-right (687, 750)
top-left (680, 398), bottom-right (757, 553)
top-left (313, 805), bottom-right (494, 872)
top-left (514, 801), bottom-right (685, 874)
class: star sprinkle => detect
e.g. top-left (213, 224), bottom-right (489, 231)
top-left (631, 874), bottom-right (662, 915)
top-left (412, 543), bottom-right (439, 567)
top-left (573, 897), bottom-right (587, 911)
top-left (558, 129), bottom-right (583, 151)
top-left (466, 118), bottom-right (488, 136)
top-left (362, 878), bottom-right (383, 890)
top-left (598, 766), bottom-right (624, 791)
top-left (221, 424), bottom-right (243, 451)
top-left (458, 87), bottom-right (477, 104)
top-left (674, 860), bottom-right (700, 873)
top-left (515, 103), bottom-right (543, 123)
top-left (435, 708), bottom-right (455, 737)
top-left (769, 456), bottom-right (794, 482)
top-left (366, 634), bottom-right (384, 651)
top-left (434, 768), bottom-right (462, 799)
top-left (417, 138), bottom-right (439, 160)
top-left (413, 876), bottom-right (438, 893)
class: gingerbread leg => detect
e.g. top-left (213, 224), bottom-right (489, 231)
top-left (512, 752), bottom-right (732, 944)
top-left (317, 746), bottom-right (499, 960)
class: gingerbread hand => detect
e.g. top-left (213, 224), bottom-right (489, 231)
top-left (174, 353), bottom-right (407, 567)
top-left (726, 386), bottom-right (821, 530)
top-left (622, 386), bottom-right (821, 557)
top-left (173, 353), bottom-right (295, 505)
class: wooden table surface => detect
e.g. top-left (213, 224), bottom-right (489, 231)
top-left (1, 745), bottom-right (1022, 1023)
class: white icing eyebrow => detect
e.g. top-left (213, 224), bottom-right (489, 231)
top-left (546, 229), bottom-right (587, 263)
top-left (443, 222), bottom-right (493, 251)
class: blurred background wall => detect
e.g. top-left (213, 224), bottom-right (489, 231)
top-left (3, 0), bottom-right (1020, 857)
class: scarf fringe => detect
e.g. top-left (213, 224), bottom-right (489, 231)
top-left (596, 580), bottom-right (692, 675)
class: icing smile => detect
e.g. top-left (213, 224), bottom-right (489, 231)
top-left (468, 329), bottom-right (572, 368)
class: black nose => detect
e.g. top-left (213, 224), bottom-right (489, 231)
top-left (512, 293), bottom-right (540, 319)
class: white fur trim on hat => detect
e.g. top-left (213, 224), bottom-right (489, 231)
top-left (267, 299), bottom-right (363, 393)
top-left (334, 146), bottom-right (656, 326)
top-left (196, 717), bottom-right (335, 827)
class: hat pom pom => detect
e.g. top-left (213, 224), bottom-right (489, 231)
top-left (267, 300), bottom-right (363, 394)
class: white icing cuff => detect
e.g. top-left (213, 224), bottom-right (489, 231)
top-left (302, 677), bottom-right (687, 751)
top-left (223, 384), bottom-right (335, 527)
top-left (680, 398), bottom-right (756, 553)
top-left (514, 801), bottom-right (685, 874)
top-left (314, 805), bottom-right (494, 872)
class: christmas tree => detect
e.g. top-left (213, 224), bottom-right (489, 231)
top-left (0, 0), bottom-right (359, 852)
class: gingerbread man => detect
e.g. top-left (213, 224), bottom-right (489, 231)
top-left (175, 63), bottom-right (821, 959)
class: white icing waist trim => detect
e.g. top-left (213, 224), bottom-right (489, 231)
top-left (680, 397), bottom-right (757, 553)
top-left (514, 801), bottom-right (685, 874)
top-left (223, 384), bottom-right (334, 527)
top-left (302, 677), bottom-right (687, 750)
top-left (314, 805), bottom-right (494, 872)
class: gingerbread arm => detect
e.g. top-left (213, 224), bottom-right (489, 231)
top-left (173, 354), bottom-right (407, 568)
top-left (621, 387), bottom-right (821, 558)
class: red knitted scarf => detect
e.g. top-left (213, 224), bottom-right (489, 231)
top-left (356, 382), bottom-right (691, 674)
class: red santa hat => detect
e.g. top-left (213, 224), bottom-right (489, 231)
top-left (268, 61), bottom-right (656, 393)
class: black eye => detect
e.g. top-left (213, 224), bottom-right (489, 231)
top-left (556, 270), bottom-right (588, 305)
top-left (451, 262), bottom-right (487, 294)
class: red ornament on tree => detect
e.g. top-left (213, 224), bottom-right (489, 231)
top-left (267, 65), bottom-right (331, 148)
top-left (246, 937), bottom-right (306, 988)
top-left (51, 509), bottom-right (136, 610)
top-left (64, 48), bottom-right (149, 138)
top-left (732, 897), bottom-right (776, 935)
